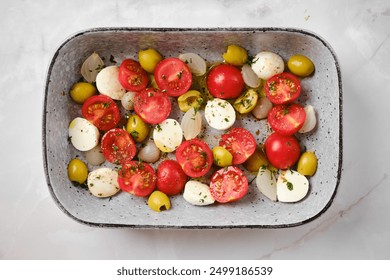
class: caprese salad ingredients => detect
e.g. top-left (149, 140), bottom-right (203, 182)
top-left (100, 128), bottom-right (136, 165)
top-left (84, 145), bottom-right (106, 166)
top-left (118, 59), bottom-right (149, 92)
top-left (175, 138), bottom-right (213, 178)
top-left (117, 161), bottom-right (156, 197)
top-left (156, 160), bottom-right (188, 196)
top-left (153, 119), bottom-right (183, 153)
top-left (181, 108), bottom-right (202, 140)
top-left (80, 52), bottom-right (104, 83)
top-left (241, 64), bottom-right (261, 88)
top-left (183, 181), bottom-right (215, 206)
top-left (154, 57), bottom-right (192, 97)
top-left (251, 51), bottom-right (284, 80)
top-left (287, 54), bottom-right (315, 77)
top-left (265, 72), bottom-right (302, 105)
top-left (69, 82), bottom-right (97, 104)
top-left (276, 170), bottom-right (309, 203)
top-left (87, 167), bottom-right (120, 198)
top-left (252, 95), bottom-right (273, 120)
top-left (298, 104), bottom-right (317, 133)
top-left (212, 146), bottom-right (233, 168)
top-left (137, 140), bottom-right (161, 163)
top-left (256, 167), bottom-right (277, 202)
top-left (205, 98), bottom-right (236, 130)
top-left (81, 95), bottom-right (121, 131)
top-left (267, 103), bottom-right (306, 136)
top-left (209, 166), bottom-right (248, 203)
top-left (96, 65), bottom-right (126, 100)
top-left (297, 151), bottom-right (318, 176)
top-left (67, 158), bottom-right (88, 185)
top-left (120, 91), bottom-right (136, 110)
top-left (148, 190), bottom-right (171, 212)
top-left (206, 64), bottom-right (245, 99)
top-left (68, 117), bottom-right (100, 152)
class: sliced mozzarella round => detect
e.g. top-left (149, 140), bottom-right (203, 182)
top-left (84, 144), bottom-right (105, 166)
top-left (256, 167), bottom-right (277, 201)
top-left (277, 170), bottom-right (309, 203)
top-left (96, 65), bottom-right (126, 100)
top-left (251, 51), bottom-right (284, 80)
top-left (181, 108), bottom-right (202, 140)
top-left (178, 53), bottom-right (207, 76)
top-left (205, 98), bottom-right (236, 130)
top-left (183, 181), bottom-right (215, 206)
top-left (87, 167), bottom-right (120, 198)
top-left (153, 119), bottom-right (183, 153)
top-left (68, 117), bottom-right (99, 151)
top-left (299, 105), bottom-right (317, 133)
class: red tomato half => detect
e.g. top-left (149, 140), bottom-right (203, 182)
top-left (117, 161), bottom-right (156, 197)
top-left (206, 64), bottom-right (244, 99)
top-left (81, 95), bottom-right (121, 131)
top-left (268, 103), bottom-right (306, 136)
top-left (175, 138), bottom-right (213, 178)
top-left (133, 87), bottom-right (172, 124)
top-left (154, 58), bottom-right (192, 97)
top-left (101, 128), bottom-right (136, 165)
top-left (264, 132), bottom-right (301, 169)
top-left (157, 159), bottom-right (188, 195)
top-left (209, 166), bottom-right (248, 203)
top-left (265, 72), bottom-right (301, 104)
top-left (118, 59), bottom-right (148, 92)
top-left (219, 127), bottom-right (256, 165)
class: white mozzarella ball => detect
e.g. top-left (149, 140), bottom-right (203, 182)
top-left (96, 65), bottom-right (126, 100)
top-left (205, 98), bottom-right (236, 130)
top-left (87, 167), bottom-right (120, 198)
top-left (183, 181), bottom-right (215, 206)
top-left (251, 51), bottom-right (285, 80)
top-left (153, 119), bottom-right (183, 153)
top-left (68, 117), bottom-right (99, 152)
top-left (84, 145), bottom-right (105, 166)
top-left (277, 170), bottom-right (309, 203)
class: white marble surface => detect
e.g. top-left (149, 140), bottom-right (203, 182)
top-left (0, 0), bottom-right (389, 259)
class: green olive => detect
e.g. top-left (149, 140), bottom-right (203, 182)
top-left (222, 44), bottom-right (248, 66)
top-left (212, 146), bottom-right (233, 167)
top-left (243, 147), bottom-right (269, 172)
top-left (69, 82), bottom-right (97, 104)
top-left (297, 151), bottom-right (318, 176)
top-left (138, 48), bottom-right (163, 73)
top-left (287, 54), bottom-right (315, 77)
top-left (67, 158), bottom-right (88, 184)
top-left (126, 115), bottom-right (150, 143)
top-left (148, 191), bottom-right (171, 212)
top-left (233, 89), bottom-right (259, 114)
top-left (177, 90), bottom-right (203, 112)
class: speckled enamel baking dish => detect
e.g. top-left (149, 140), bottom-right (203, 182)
top-left (42, 27), bottom-right (342, 228)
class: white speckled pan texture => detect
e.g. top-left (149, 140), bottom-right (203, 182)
top-left (43, 28), bottom-right (342, 228)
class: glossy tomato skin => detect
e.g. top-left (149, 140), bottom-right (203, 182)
top-left (209, 166), bottom-right (248, 203)
top-left (206, 64), bottom-right (245, 99)
top-left (117, 161), bottom-right (156, 197)
top-left (264, 132), bottom-right (301, 169)
top-left (101, 128), bottom-right (136, 165)
top-left (133, 87), bottom-right (172, 124)
top-left (81, 95), bottom-right (121, 131)
top-left (157, 160), bottom-right (188, 195)
top-left (175, 138), bottom-right (213, 178)
top-left (267, 103), bottom-right (306, 136)
top-left (265, 72), bottom-right (301, 104)
top-left (154, 58), bottom-right (192, 97)
top-left (219, 127), bottom-right (257, 165)
top-left (118, 59), bottom-right (148, 92)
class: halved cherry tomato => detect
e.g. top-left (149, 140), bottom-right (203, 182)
top-left (157, 159), bottom-right (188, 196)
top-left (118, 59), bottom-right (148, 92)
top-left (154, 58), bottom-right (192, 97)
top-left (206, 64), bottom-right (244, 99)
top-left (265, 72), bottom-right (301, 104)
top-left (81, 95), bottom-right (121, 131)
top-left (264, 132), bottom-right (301, 169)
top-left (209, 166), bottom-right (248, 203)
top-left (219, 127), bottom-right (256, 165)
top-left (175, 138), bottom-right (213, 178)
top-left (133, 87), bottom-right (172, 124)
top-left (268, 103), bottom-right (306, 136)
top-left (100, 128), bottom-right (136, 165)
top-left (117, 161), bottom-right (156, 197)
